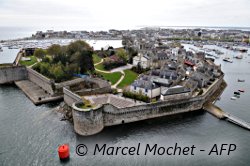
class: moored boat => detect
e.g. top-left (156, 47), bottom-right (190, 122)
top-left (234, 91), bottom-right (240, 95)
top-left (231, 97), bottom-right (237, 100)
top-left (238, 89), bottom-right (245, 93)
top-left (238, 79), bottom-right (245, 82)
top-left (223, 57), bottom-right (233, 63)
top-left (235, 54), bottom-right (243, 59)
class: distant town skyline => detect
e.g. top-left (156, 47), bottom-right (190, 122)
top-left (1, 0), bottom-right (250, 31)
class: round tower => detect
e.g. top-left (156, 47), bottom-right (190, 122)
top-left (72, 102), bottom-right (104, 136)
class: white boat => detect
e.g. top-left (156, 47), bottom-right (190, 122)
top-left (231, 97), bottom-right (237, 100)
top-left (223, 57), bottom-right (233, 63)
top-left (235, 54), bottom-right (243, 59)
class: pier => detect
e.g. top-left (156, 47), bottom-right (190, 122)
top-left (224, 113), bottom-right (250, 130)
top-left (204, 103), bottom-right (250, 131)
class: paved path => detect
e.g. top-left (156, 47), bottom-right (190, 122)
top-left (110, 64), bottom-right (133, 72)
top-left (94, 58), bottom-right (127, 90)
top-left (111, 70), bottom-right (125, 89)
top-left (94, 59), bottom-right (104, 66)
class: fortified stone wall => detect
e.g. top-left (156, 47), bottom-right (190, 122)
top-left (0, 66), bottom-right (27, 84)
top-left (70, 74), bottom-right (225, 135)
top-left (63, 87), bottom-right (82, 106)
top-left (27, 68), bottom-right (54, 95)
top-left (76, 87), bottom-right (112, 96)
top-left (103, 98), bottom-right (203, 126)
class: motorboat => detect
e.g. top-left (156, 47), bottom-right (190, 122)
top-left (223, 57), bottom-right (233, 63)
top-left (235, 54), bottom-right (243, 59)
top-left (238, 79), bottom-right (245, 82)
top-left (238, 89), bottom-right (245, 93)
top-left (234, 91), bottom-right (240, 95)
top-left (231, 97), bottom-right (237, 100)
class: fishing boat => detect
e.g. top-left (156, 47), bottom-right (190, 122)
top-left (238, 79), bottom-right (245, 82)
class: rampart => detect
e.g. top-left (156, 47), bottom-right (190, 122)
top-left (63, 87), bottom-right (82, 106)
top-left (27, 68), bottom-right (55, 95)
top-left (69, 75), bottom-right (226, 136)
top-left (0, 66), bottom-right (27, 84)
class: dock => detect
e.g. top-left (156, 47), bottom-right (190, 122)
top-left (224, 113), bottom-right (250, 130)
top-left (15, 80), bottom-right (63, 105)
top-left (204, 103), bottom-right (250, 131)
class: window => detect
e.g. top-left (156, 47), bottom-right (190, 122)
top-left (145, 89), bottom-right (148, 93)
top-left (134, 86), bottom-right (136, 90)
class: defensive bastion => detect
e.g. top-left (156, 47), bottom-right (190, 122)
top-left (64, 75), bottom-right (226, 136)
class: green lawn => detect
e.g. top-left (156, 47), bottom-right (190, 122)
top-left (93, 54), bottom-right (102, 64)
top-left (19, 56), bottom-right (37, 66)
top-left (118, 69), bottom-right (138, 88)
top-left (95, 62), bottom-right (106, 71)
top-left (97, 71), bottom-right (122, 85)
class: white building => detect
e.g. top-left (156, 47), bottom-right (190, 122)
top-left (133, 53), bottom-right (151, 69)
top-left (130, 79), bottom-right (161, 98)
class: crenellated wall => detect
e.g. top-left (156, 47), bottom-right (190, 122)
top-left (0, 66), bottom-right (27, 84)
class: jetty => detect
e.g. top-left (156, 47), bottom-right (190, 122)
top-left (204, 103), bottom-right (250, 131)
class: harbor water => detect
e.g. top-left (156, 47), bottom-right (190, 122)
top-left (1, 30), bottom-right (250, 165)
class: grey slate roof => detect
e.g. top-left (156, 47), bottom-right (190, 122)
top-left (161, 85), bottom-right (191, 96)
top-left (131, 78), bottom-right (159, 90)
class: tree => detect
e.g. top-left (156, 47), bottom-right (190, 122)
top-left (67, 40), bottom-right (94, 74)
top-left (117, 48), bottom-right (128, 62)
top-left (47, 44), bottom-right (62, 57)
top-left (34, 48), bottom-right (46, 59)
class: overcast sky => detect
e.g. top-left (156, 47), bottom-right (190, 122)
top-left (0, 0), bottom-right (250, 30)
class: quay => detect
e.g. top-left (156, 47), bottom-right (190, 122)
top-left (204, 103), bottom-right (250, 131)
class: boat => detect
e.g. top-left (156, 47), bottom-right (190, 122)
top-left (238, 79), bottom-right (245, 82)
top-left (234, 92), bottom-right (240, 95)
top-left (231, 97), bottom-right (237, 100)
top-left (223, 57), bottom-right (233, 63)
top-left (235, 54), bottom-right (243, 59)
top-left (238, 89), bottom-right (245, 93)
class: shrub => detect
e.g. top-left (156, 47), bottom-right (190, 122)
top-left (123, 91), bottom-right (150, 103)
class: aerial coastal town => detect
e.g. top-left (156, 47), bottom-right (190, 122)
top-left (0, 27), bottom-right (250, 135)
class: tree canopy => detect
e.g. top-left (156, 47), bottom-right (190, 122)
top-left (34, 48), bottom-right (46, 59)
top-left (32, 40), bottom-right (94, 83)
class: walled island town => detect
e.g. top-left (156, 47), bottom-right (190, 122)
top-left (1, 27), bottom-right (250, 136)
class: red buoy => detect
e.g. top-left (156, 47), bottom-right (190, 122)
top-left (58, 144), bottom-right (70, 160)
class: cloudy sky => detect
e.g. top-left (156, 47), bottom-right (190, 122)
top-left (0, 0), bottom-right (250, 30)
